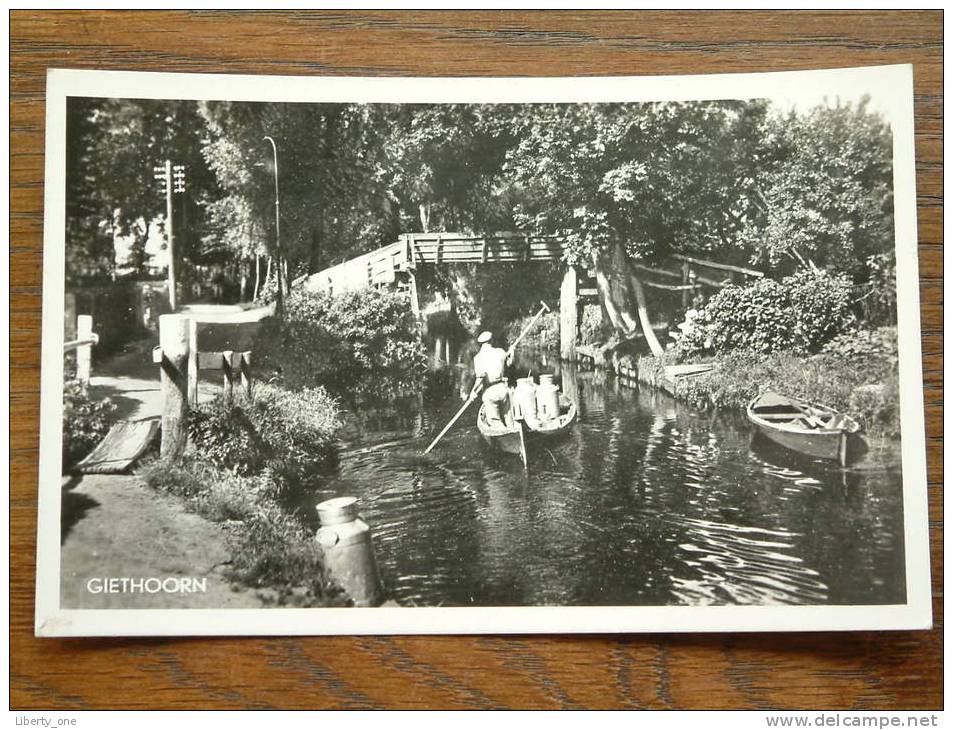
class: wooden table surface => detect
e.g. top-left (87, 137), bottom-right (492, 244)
top-left (10, 10), bottom-right (942, 710)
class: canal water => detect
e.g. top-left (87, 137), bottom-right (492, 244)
top-left (297, 352), bottom-right (906, 608)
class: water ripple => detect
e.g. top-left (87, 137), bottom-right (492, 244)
top-left (290, 357), bottom-right (905, 607)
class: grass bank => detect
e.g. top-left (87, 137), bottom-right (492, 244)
top-left (638, 328), bottom-right (901, 441)
top-left (139, 382), bottom-right (349, 607)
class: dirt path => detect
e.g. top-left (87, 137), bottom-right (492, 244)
top-left (60, 473), bottom-right (266, 609)
top-left (60, 305), bottom-right (276, 610)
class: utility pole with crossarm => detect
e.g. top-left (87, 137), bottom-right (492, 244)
top-left (154, 160), bottom-right (186, 310)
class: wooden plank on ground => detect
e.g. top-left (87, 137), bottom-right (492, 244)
top-left (75, 418), bottom-right (160, 474)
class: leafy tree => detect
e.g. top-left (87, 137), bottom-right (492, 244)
top-left (377, 104), bottom-right (517, 234)
top-left (740, 99), bottom-right (894, 279)
top-left (499, 101), bottom-right (770, 344)
top-left (65, 97), bottom-right (212, 287)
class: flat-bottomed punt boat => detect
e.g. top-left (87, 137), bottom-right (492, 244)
top-left (747, 391), bottom-right (861, 465)
top-left (478, 394), bottom-right (578, 457)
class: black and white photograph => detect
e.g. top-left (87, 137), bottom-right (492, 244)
top-left (36, 65), bottom-right (930, 636)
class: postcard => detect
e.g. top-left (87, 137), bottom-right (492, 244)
top-left (35, 65), bottom-right (930, 636)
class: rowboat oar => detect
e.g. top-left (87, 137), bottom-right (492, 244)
top-left (423, 388), bottom-right (480, 454)
top-left (517, 419), bottom-right (528, 470)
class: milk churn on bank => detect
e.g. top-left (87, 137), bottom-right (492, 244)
top-left (315, 496), bottom-right (383, 607)
top-left (536, 373), bottom-right (560, 421)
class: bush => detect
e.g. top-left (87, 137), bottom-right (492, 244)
top-left (849, 372), bottom-right (901, 439)
top-left (679, 268), bottom-right (855, 357)
top-left (579, 303), bottom-right (612, 345)
top-left (859, 252), bottom-right (898, 326)
top-left (71, 282), bottom-right (146, 357)
top-left (62, 380), bottom-right (116, 469)
top-left (188, 382), bottom-right (341, 484)
top-left (503, 310), bottom-right (559, 351)
top-left (785, 269), bottom-right (855, 350)
top-left (139, 455), bottom-right (266, 522)
top-left (139, 455), bottom-right (346, 604)
top-left (822, 326), bottom-right (898, 360)
top-left (224, 503), bottom-right (336, 597)
top-left (186, 397), bottom-right (267, 476)
top-left (253, 287), bottom-right (427, 395)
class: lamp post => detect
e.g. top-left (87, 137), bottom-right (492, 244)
top-left (263, 135), bottom-right (283, 314)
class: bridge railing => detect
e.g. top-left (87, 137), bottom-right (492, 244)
top-left (299, 232), bottom-right (763, 300)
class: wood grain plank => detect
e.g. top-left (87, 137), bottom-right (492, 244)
top-left (10, 9), bottom-right (942, 710)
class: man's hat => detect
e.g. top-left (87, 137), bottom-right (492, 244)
top-left (477, 331), bottom-right (493, 344)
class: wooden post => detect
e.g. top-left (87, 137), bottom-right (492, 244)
top-left (560, 266), bottom-right (579, 361)
top-left (188, 318), bottom-right (199, 405)
top-left (76, 314), bottom-right (94, 386)
top-left (158, 314), bottom-right (189, 459)
top-left (64, 292), bottom-right (77, 341)
top-left (681, 262), bottom-right (691, 309)
top-left (240, 353), bottom-right (253, 400)
top-left (407, 271), bottom-right (421, 320)
top-left (222, 350), bottom-right (234, 402)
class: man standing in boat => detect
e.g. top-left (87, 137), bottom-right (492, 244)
top-left (470, 331), bottom-right (513, 426)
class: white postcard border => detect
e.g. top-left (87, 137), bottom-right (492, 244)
top-left (35, 64), bottom-right (931, 637)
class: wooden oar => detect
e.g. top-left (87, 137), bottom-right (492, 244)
top-left (423, 388), bottom-right (480, 454)
top-left (798, 402), bottom-right (832, 429)
top-left (517, 419), bottom-right (528, 470)
top-left (507, 300), bottom-right (551, 357)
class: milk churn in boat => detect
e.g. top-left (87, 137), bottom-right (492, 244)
top-left (514, 376), bottom-right (538, 421)
top-left (536, 373), bottom-right (560, 421)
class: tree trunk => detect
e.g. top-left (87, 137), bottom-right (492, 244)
top-left (419, 203), bottom-right (431, 233)
top-left (591, 243), bottom-right (640, 338)
top-left (253, 254), bottom-right (261, 301)
top-left (591, 241), bottom-right (665, 357)
top-left (628, 272), bottom-right (665, 357)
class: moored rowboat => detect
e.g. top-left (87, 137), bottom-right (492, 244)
top-left (478, 393), bottom-right (578, 456)
top-left (746, 391), bottom-right (861, 465)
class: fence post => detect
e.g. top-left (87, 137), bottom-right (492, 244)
top-left (76, 314), bottom-right (94, 386)
top-left (681, 262), bottom-right (692, 309)
top-left (560, 266), bottom-right (578, 361)
top-left (222, 350), bottom-right (234, 402)
top-left (188, 319), bottom-right (199, 405)
top-left (158, 314), bottom-right (190, 459)
top-left (240, 353), bottom-right (253, 400)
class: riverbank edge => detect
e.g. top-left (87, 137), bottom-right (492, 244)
top-left (135, 383), bottom-right (351, 608)
top-left (562, 342), bottom-right (901, 445)
top-left (138, 449), bottom-right (351, 608)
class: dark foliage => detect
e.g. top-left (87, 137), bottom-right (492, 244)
top-left (253, 287), bottom-right (427, 396)
top-left (187, 382), bottom-right (340, 484)
top-left (62, 380), bottom-right (116, 469)
top-left (679, 269), bottom-right (855, 357)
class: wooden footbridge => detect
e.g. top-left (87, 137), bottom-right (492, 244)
top-left (296, 231), bottom-right (762, 361)
top-left (298, 232), bottom-right (568, 295)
